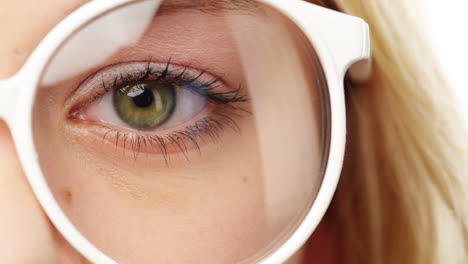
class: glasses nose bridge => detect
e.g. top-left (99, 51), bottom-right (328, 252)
top-left (0, 77), bottom-right (19, 124)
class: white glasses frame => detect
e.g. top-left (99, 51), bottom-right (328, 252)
top-left (0, 0), bottom-right (370, 263)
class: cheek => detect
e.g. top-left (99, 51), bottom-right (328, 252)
top-left (33, 92), bottom-right (275, 263)
top-left (0, 121), bottom-right (58, 263)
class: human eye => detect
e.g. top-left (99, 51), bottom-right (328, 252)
top-left (67, 60), bottom-right (250, 162)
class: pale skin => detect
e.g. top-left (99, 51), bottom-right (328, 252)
top-left (0, 0), bottom-right (338, 263)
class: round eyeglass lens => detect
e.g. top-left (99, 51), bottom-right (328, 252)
top-left (33, 0), bottom-right (331, 263)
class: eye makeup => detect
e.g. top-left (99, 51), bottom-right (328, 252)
top-left (67, 60), bottom-right (249, 111)
top-left (66, 59), bottom-right (251, 164)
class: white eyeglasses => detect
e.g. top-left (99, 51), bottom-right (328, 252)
top-left (0, 0), bottom-right (370, 263)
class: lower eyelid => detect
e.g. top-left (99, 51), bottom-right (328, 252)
top-left (70, 107), bottom-right (246, 161)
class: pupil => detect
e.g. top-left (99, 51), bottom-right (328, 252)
top-left (131, 86), bottom-right (154, 108)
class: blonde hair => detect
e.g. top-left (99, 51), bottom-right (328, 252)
top-left (329, 0), bottom-right (468, 263)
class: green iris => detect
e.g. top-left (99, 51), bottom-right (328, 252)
top-left (113, 81), bottom-right (176, 130)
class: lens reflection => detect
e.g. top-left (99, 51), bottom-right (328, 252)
top-left (33, 0), bottom-right (330, 263)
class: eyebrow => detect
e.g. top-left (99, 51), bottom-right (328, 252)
top-left (159, 0), bottom-right (260, 13)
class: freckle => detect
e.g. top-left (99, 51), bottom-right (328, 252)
top-left (63, 189), bottom-right (73, 205)
top-left (243, 177), bottom-right (248, 183)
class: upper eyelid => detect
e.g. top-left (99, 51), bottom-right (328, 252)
top-left (66, 60), bottom-right (227, 107)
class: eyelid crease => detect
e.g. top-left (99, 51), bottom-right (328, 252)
top-left (69, 60), bottom-right (219, 101)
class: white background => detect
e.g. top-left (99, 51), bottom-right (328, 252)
top-left (422, 0), bottom-right (468, 125)
top-left (420, 3), bottom-right (467, 258)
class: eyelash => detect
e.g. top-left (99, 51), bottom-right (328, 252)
top-left (101, 109), bottom-right (243, 165)
top-left (92, 60), bottom-right (249, 105)
top-left (74, 60), bottom-right (250, 164)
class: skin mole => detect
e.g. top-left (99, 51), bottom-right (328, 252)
top-left (63, 189), bottom-right (73, 205)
